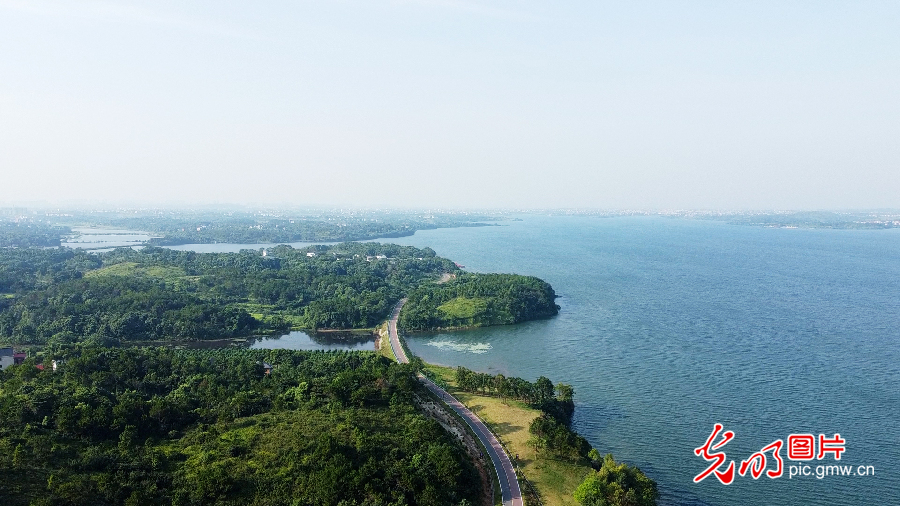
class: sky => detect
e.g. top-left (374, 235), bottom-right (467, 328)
top-left (1, 1), bottom-right (898, 210)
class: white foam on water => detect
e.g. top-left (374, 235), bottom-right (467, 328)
top-left (425, 340), bottom-right (493, 354)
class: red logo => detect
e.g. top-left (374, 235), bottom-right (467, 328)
top-left (818, 434), bottom-right (846, 460)
top-left (788, 434), bottom-right (815, 460)
top-left (739, 440), bottom-right (783, 479)
top-left (693, 424), bottom-right (736, 484)
top-left (695, 425), bottom-right (848, 484)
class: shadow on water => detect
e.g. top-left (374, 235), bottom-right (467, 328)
top-left (249, 330), bottom-right (375, 351)
top-left (307, 330), bottom-right (377, 343)
top-left (571, 402), bottom-right (627, 437)
top-left (128, 331), bottom-right (376, 352)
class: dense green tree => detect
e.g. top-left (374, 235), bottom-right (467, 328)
top-left (0, 347), bottom-right (482, 505)
top-left (0, 222), bottom-right (70, 248)
top-left (574, 453), bottom-right (658, 506)
top-left (528, 413), bottom-right (591, 461)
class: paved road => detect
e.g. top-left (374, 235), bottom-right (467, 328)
top-left (387, 299), bottom-right (524, 506)
top-left (387, 299), bottom-right (411, 364)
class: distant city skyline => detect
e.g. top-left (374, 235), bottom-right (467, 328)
top-left (2, 1), bottom-right (898, 210)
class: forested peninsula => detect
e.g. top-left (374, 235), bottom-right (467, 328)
top-left (399, 273), bottom-right (559, 331)
top-left (0, 244), bottom-right (556, 346)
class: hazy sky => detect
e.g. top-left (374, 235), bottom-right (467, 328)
top-left (1, 1), bottom-right (898, 210)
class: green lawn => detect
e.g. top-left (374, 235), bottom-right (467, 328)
top-left (437, 296), bottom-right (488, 319)
top-left (83, 262), bottom-right (187, 281)
top-left (235, 302), bottom-right (307, 330)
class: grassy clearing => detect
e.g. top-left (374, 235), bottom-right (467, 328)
top-left (424, 364), bottom-right (592, 506)
top-left (84, 262), bottom-right (186, 281)
top-left (235, 302), bottom-right (307, 329)
top-left (437, 296), bottom-right (488, 319)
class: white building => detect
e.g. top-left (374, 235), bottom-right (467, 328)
top-left (0, 348), bottom-right (14, 371)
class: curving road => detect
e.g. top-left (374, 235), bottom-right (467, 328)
top-left (387, 299), bottom-right (523, 506)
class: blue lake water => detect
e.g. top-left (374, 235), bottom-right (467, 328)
top-left (381, 216), bottom-right (900, 506)
top-left (61, 228), bottom-right (155, 251)
top-left (248, 330), bottom-right (375, 352)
